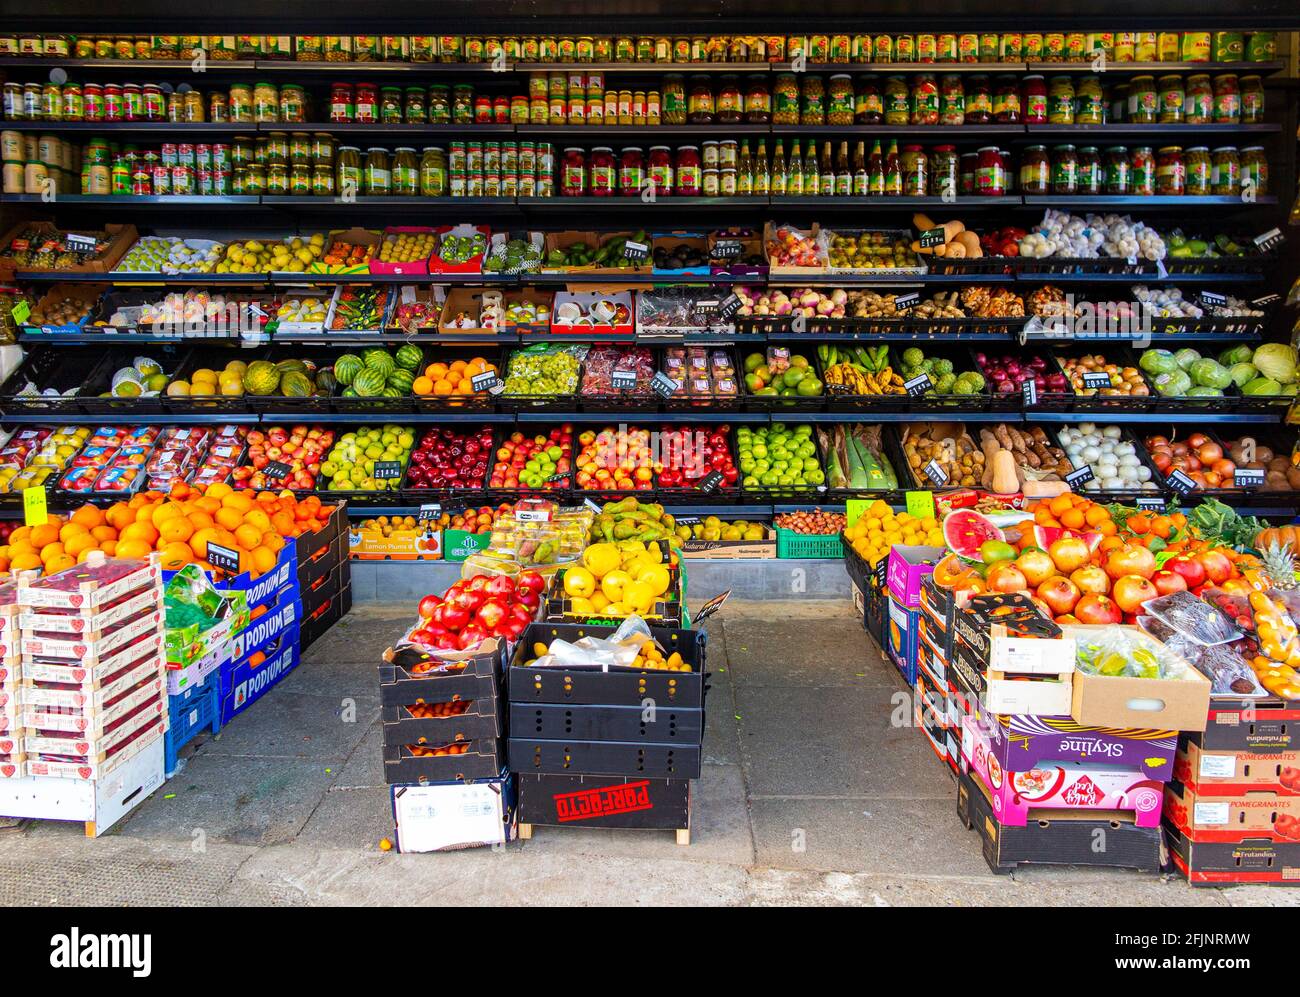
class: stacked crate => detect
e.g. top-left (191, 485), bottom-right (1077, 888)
top-left (0, 554), bottom-right (167, 835)
top-left (0, 582), bottom-right (22, 778)
top-left (378, 638), bottom-right (514, 851)
top-left (507, 622), bottom-right (707, 844)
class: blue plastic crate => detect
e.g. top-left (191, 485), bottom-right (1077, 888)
top-left (165, 681), bottom-right (222, 776)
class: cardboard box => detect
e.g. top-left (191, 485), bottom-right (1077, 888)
top-left (680, 523), bottom-right (775, 559)
top-left (952, 593), bottom-right (1059, 665)
top-left (304, 226), bottom-right (382, 276)
top-left (348, 524), bottom-right (441, 561)
top-left (430, 223), bottom-right (490, 275)
top-left (886, 544), bottom-right (946, 609)
top-left (1063, 625), bottom-right (1211, 732)
top-left (541, 230), bottom-right (653, 277)
top-left (977, 708), bottom-right (1177, 781)
top-left (1164, 780), bottom-right (1300, 843)
top-left (958, 767), bottom-right (1163, 875)
top-left (984, 669), bottom-right (1073, 717)
top-left (1194, 697), bottom-right (1300, 754)
top-left (516, 773), bottom-right (689, 830)
top-left (1173, 741), bottom-right (1300, 797)
top-left (0, 221), bottom-right (138, 279)
top-left (884, 595), bottom-right (920, 685)
top-left (961, 715), bottom-right (1165, 827)
top-left (1164, 820), bottom-right (1300, 885)
top-left (24, 283), bottom-right (102, 333)
top-left (438, 286), bottom-right (508, 335)
top-left (391, 774), bottom-right (517, 852)
top-left (763, 221), bottom-right (829, 277)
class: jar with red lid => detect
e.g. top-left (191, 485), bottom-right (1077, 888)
top-left (965, 75), bottom-right (993, 124)
top-left (561, 146), bottom-right (586, 195)
top-left (589, 146), bottom-right (615, 195)
top-left (103, 84), bottom-right (124, 122)
top-left (1130, 146), bottom-right (1155, 196)
top-left (647, 145), bottom-right (673, 196)
top-left (355, 84), bottom-right (379, 123)
top-left (618, 146), bottom-right (644, 196)
top-left (675, 145), bottom-right (701, 195)
top-left (1022, 74), bottom-right (1047, 124)
top-left (992, 75), bottom-right (1021, 123)
top-left (330, 82), bottom-right (354, 122)
top-left (975, 145), bottom-right (1006, 195)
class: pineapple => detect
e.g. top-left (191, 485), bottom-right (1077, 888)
top-left (1261, 541), bottom-right (1299, 592)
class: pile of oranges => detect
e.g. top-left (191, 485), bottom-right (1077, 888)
top-left (411, 357), bottom-right (498, 399)
top-left (1026, 493), bottom-right (1117, 536)
top-left (0, 482), bottom-right (336, 580)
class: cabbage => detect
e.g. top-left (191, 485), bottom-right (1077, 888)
top-left (1251, 343), bottom-right (1297, 384)
top-left (1228, 361), bottom-right (1258, 386)
top-left (1218, 344), bottom-right (1255, 366)
top-left (1140, 349), bottom-right (1179, 376)
top-left (1187, 385), bottom-right (1224, 397)
top-left (1173, 347), bottom-right (1202, 371)
top-left (1189, 358), bottom-right (1233, 389)
top-left (1242, 376), bottom-right (1282, 396)
top-left (1154, 369), bottom-right (1193, 396)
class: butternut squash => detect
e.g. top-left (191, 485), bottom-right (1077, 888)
top-left (1021, 478), bottom-right (1072, 499)
top-left (954, 230), bottom-right (982, 258)
top-left (990, 448), bottom-right (1019, 494)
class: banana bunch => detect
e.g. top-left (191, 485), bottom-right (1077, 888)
top-left (823, 361), bottom-right (905, 395)
top-left (817, 343), bottom-right (891, 374)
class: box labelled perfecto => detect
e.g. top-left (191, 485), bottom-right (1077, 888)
top-left (961, 714), bottom-right (1165, 828)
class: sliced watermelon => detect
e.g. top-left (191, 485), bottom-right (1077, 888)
top-left (1033, 525), bottom-right (1104, 553)
top-left (942, 509), bottom-right (1004, 560)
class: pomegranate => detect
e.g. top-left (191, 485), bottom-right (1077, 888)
top-left (1151, 569), bottom-right (1188, 596)
top-left (1197, 550), bottom-right (1232, 586)
top-left (1047, 536), bottom-right (1091, 574)
top-left (1074, 593), bottom-right (1123, 625)
top-left (986, 562), bottom-right (1028, 594)
top-left (1037, 576), bottom-right (1081, 617)
top-left (1069, 564), bottom-right (1111, 596)
top-left (1165, 554), bottom-right (1207, 589)
top-left (1112, 574), bottom-right (1159, 614)
top-left (1105, 545), bottom-right (1156, 581)
top-left (1014, 548), bottom-right (1057, 587)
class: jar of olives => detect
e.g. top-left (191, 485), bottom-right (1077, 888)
top-left (827, 74), bottom-right (854, 125)
top-left (662, 75), bottom-right (687, 124)
top-left (799, 75), bottom-right (825, 125)
top-left (772, 72), bottom-right (799, 124)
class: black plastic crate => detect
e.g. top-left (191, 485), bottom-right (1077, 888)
top-left (509, 702), bottom-right (703, 742)
top-left (507, 737), bottom-right (702, 779)
top-left (516, 772), bottom-right (690, 831)
top-left (383, 739), bottom-right (504, 784)
top-left (381, 696), bottom-right (503, 746)
top-left (377, 640), bottom-right (502, 707)
top-left (507, 622), bottom-right (706, 708)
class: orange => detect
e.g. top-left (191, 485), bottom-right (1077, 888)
top-left (261, 532), bottom-right (285, 552)
top-left (159, 517), bottom-right (194, 544)
top-left (235, 523), bottom-right (263, 551)
top-left (412, 376), bottom-right (433, 396)
top-left (7, 526), bottom-right (29, 545)
top-left (105, 504), bottom-right (136, 531)
top-left (64, 533), bottom-right (97, 558)
top-left (433, 379), bottom-right (454, 396)
top-left (425, 362), bottom-right (449, 380)
top-left (119, 521), bottom-right (159, 547)
top-left (215, 506), bottom-right (244, 531)
top-left (190, 527), bottom-right (220, 561)
top-left (242, 509), bottom-right (272, 533)
top-left (152, 502), bottom-right (184, 526)
top-left (205, 482), bottom-right (234, 500)
top-left (91, 524), bottom-right (118, 543)
top-left (69, 505), bottom-right (104, 529)
top-left (194, 496), bottom-right (221, 515)
top-left (58, 523), bottom-right (88, 544)
top-left (271, 510), bottom-right (296, 535)
top-left (39, 542), bottom-right (65, 564)
top-left (250, 545), bottom-right (277, 575)
top-left (1048, 494), bottom-right (1074, 518)
top-left (186, 510), bottom-right (214, 532)
top-left (29, 523), bottom-right (60, 549)
top-left (9, 553), bottom-right (41, 572)
top-left (221, 492), bottom-right (254, 514)
top-left (1084, 505), bottom-right (1111, 528)
top-left (1060, 508), bottom-right (1085, 530)
top-left (115, 539), bottom-right (152, 560)
top-left (44, 554), bottom-right (75, 575)
top-left (99, 540), bottom-right (117, 556)
top-left (158, 542), bottom-right (194, 569)
top-left (457, 378), bottom-right (475, 394)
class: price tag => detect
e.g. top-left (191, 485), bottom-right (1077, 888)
top-left (1064, 465), bottom-right (1094, 488)
top-left (903, 373), bottom-right (932, 397)
top-left (691, 589), bottom-right (732, 625)
top-left (10, 300), bottom-right (30, 325)
top-left (712, 240), bottom-right (743, 259)
top-left (1135, 496), bottom-right (1165, 512)
top-left (516, 508), bottom-right (551, 522)
top-left (417, 503), bottom-right (442, 522)
top-left (922, 460), bottom-right (948, 487)
top-left (545, 472), bottom-right (568, 484)
top-left (1167, 469), bottom-right (1197, 497)
top-left (873, 556), bottom-right (888, 588)
top-left (610, 368), bottom-right (638, 390)
top-left (623, 240), bottom-right (650, 261)
top-left (1198, 291), bottom-right (1227, 309)
top-left (919, 228), bottom-right (946, 249)
top-left (1081, 371), bottom-right (1111, 390)
top-left (1234, 467), bottom-right (1265, 489)
top-left (583, 497), bottom-right (603, 513)
top-left (471, 370), bottom-right (502, 393)
top-left (651, 371), bottom-right (679, 399)
top-left (905, 490), bottom-right (935, 521)
top-left (374, 460), bottom-right (403, 480)
top-left (695, 298), bottom-right (720, 314)
top-left (893, 292), bottom-right (920, 310)
top-left (1254, 228), bottom-right (1285, 252)
top-left (1022, 379), bottom-right (1038, 406)
top-left (1251, 294), bottom-right (1281, 308)
top-left (698, 469), bottom-right (724, 493)
top-left (716, 292), bottom-right (743, 321)
top-left (845, 499), bottom-right (870, 527)
top-left (64, 232), bottom-right (98, 253)
top-left (207, 542), bottom-right (241, 573)
top-left (22, 486), bottom-right (47, 526)
top-left (263, 460), bottom-right (292, 481)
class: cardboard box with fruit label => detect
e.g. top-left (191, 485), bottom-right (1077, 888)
top-left (348, 520), bottom-right (442, 561)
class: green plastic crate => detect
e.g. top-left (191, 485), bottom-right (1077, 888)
top-left (776, 527), bottom-right (842, 559)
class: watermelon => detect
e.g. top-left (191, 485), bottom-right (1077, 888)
top-left (394, 343), bottom-right (423, 371)
top-left (275, 358), bottom-right (309, 375)
top-left (315, 368), bottom-right (338, 394)
top-left (362, 349), bottom-right (396, 378)
top-left (352, 368), bottom-right (387, 396)
top-left (242, 360), bottom-right (281, 396)
top-left (342, 385), bottom-right (358, 398)
top-left (942, 509), bottom-right (1004, 560)
top-left (386, 369), bottom-right (415, 394)
top-left (280, 371), bottom-right (314, 397)
top-left (334, 354), bottom-right (364, 385)
top-left (381, 385), bottom-right (403, 398)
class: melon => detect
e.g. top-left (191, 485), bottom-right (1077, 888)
top-left (280, 371), bottom-right (314, 397)
top-left (394, 343), bottom-right (423, 371)
top-left (942, 509), bottom-right (1004, 560)
top-left (315, 368), bottom-right (338, 394)
top-left (242, 360), bottom-right (281, 396)
top-left (362, 348), bottom-right (396, 378)
top-left (386, 369), bottom-right (415, 394)
top-left (334, 354), bottom-right (363, 385)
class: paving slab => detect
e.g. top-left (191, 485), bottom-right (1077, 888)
top-left (299, 610), bottom-right (414, 665)
top-left (735, 683), bottom-right (955, 799)
top-left (197, 690), bottom-right (377, 760)
top-left (116, 753), bottom-right (341, 847)
top-left (296, 785), bottom-right (395, 853)
top-left (333, 721), bottom-right (387, 788)
top-left (721, 617), bottom-right (896, 688)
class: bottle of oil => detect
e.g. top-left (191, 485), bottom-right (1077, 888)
top-left (835, 141), bottom-right (851, 196)
top-left (737, 139), bottom-right (754, 195)
top-left (868, 139), bottom-right (884, 195)
top-left (803, 138), bottom-right (819, 196)
top-left (752, 139), bottom-right (769, 195)
top-left (884, 138), bottom-right (902, 196)
top-left (787, 139), bottom-right (803, 195)
top-left (852, 140), bottom-right (868, 195)
top-left (819, 141), bottom-right (834, 196)
top-left (770, 139), bottom-right (787, 196)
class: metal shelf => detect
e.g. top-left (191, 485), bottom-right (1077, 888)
top-left (1026, 60), bottom-right (1288, 75)
top-left (0, 194), bottom-right (260, 207)
top-left (1023, 123), bottom-right (1284, 137)
top-left (1020, 195), bottom-right (1279, 208)
top-left (0, 121), bottom-right (250, 134)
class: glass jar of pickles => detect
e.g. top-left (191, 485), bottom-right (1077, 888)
top-left (772, 72), bottom-right (799, 124)
top-left (1077, 146), bottom-right (1101, 193)
top-left (1047, 76), bottom-right (1075, 124)
top-left (1020, 144), bottom-right (1050, 194)
top-left (1051, 144), bottom-right (1078, 194)
top-left (800, 75), bottom-right (825, 124)
top-left (1155, 146), bottom-right (1185, 195)
top-left (253, 81), bottom-right (279, 122)
top-left (827, 74), bottom-right (854, 125)
top-left (1105, 146), bottom-right (1131, 194)
top-left (1126, 75), bottom-right (1157, 124)
top-left (1210, 146), bottom-right (1239, 195)
top-left (1131, 146), bottom-right (1155, 195)
top-left (744, 75), bottom-right (770, 123)
top-left (1184, 74), bottom-right (1212, 124)
top-left (1157, 75), bottom-right (1184, 123)
top-left (279, 84), bottom-right (306, 123)
top-left (1184, 146), bottom-right (1211, 195)
top-left (1241, 146), bottom-right (1267, 195)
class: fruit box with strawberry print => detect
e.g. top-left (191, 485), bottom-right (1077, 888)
top-left (23, 712), bottom-right (166, 781)
top-left (16, 557), bottom-right (160, 613)
top-left (961, 715), bottom-right (1166, 828)
top-left (1164, 779), bottom-right (1300, 844)
top-left (24, 655), bottom-right (161, 714)
top-left (23, 632), bottom-right (162, 688)
top-left (23, 693), bottom-right (166, 756)
top-left (18, 587), bottom-right (162, 637)
top-left (22, 678), bottom-right (163, 738)
top-left (20, 605), bottom-right (162, 663)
